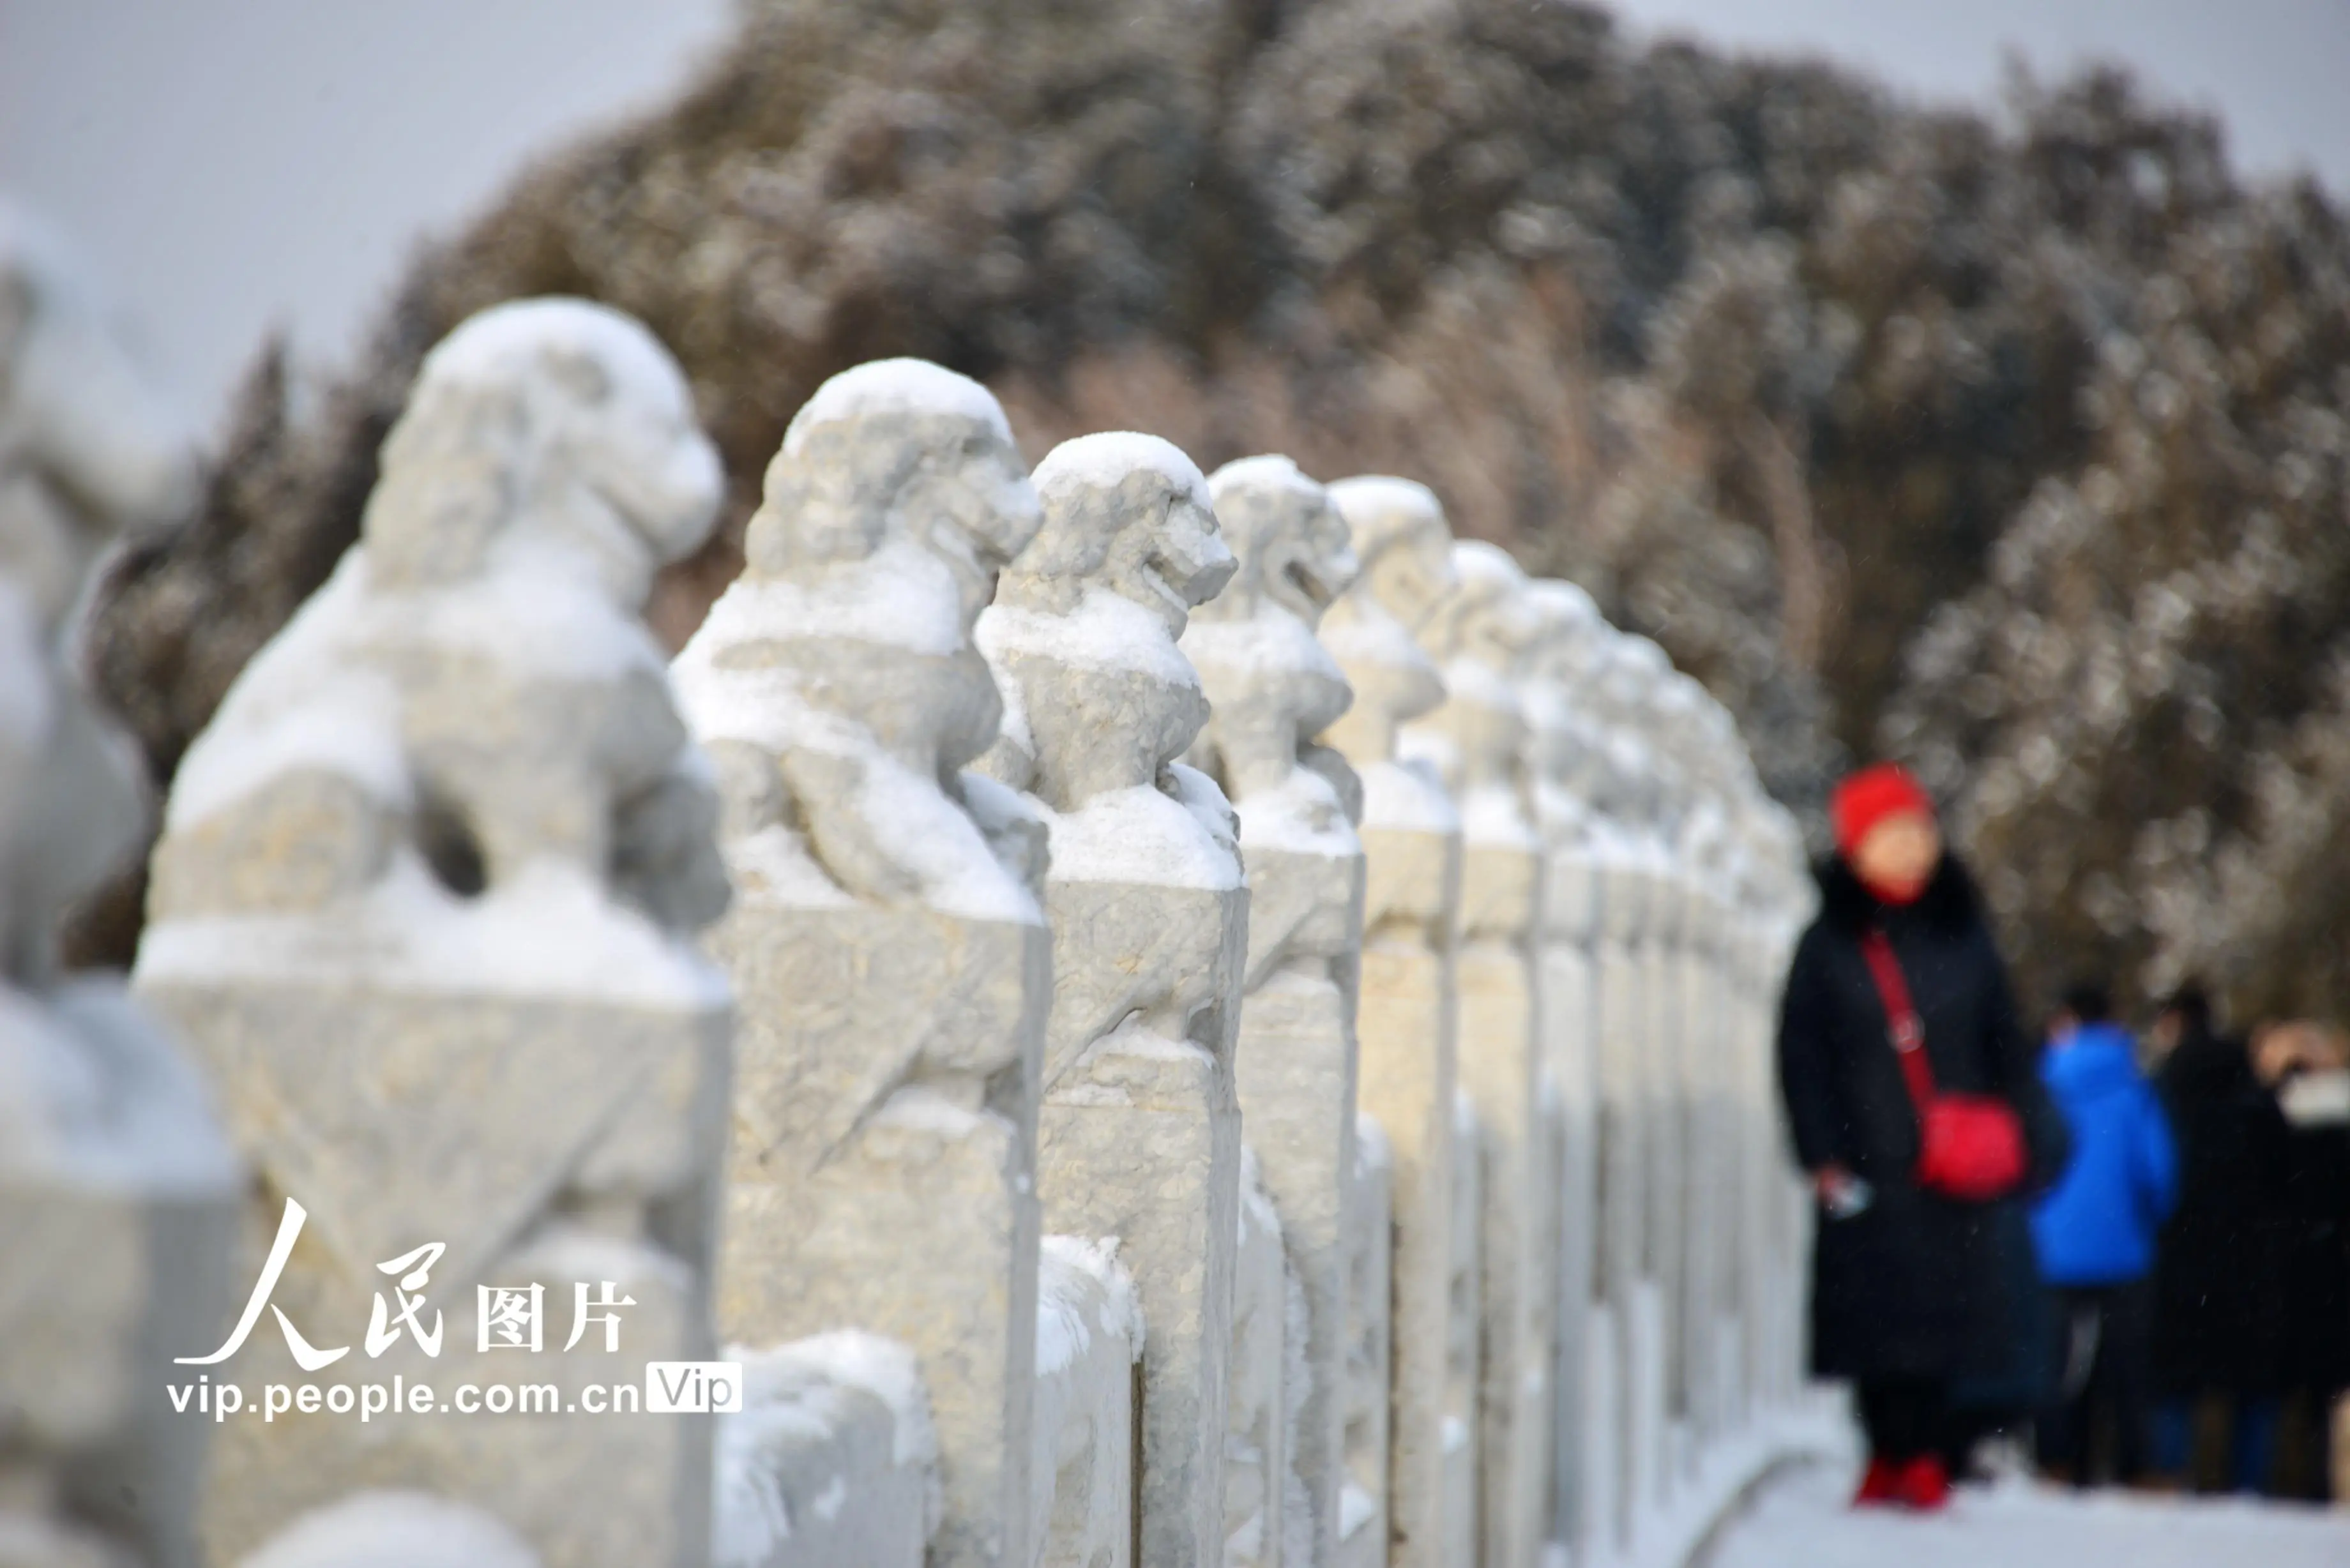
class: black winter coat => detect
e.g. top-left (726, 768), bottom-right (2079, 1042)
top-left (1776, 855), bottom-right (2070, 1382)
top-left (2149, 1031), bottom-right (2292, 1395)
top-left (2278, 1106), bottom-right (2350, 1395)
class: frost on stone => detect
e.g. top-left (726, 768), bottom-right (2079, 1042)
top-left (140, 298), bottom-right (731, 1007)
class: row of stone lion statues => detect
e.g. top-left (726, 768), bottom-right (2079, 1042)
top-left (3, 201), bottom-right (1823, 1568)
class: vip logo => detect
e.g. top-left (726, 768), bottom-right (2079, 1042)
top-left (644, 1361), bottom-right (743, 1413)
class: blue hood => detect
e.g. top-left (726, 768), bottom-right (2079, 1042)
top-left (2043, 1025), bottom-right (2144, 1098)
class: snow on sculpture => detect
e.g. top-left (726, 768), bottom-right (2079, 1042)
top-left (0, 200), bottom-right (237, 1568)
top-left (1178, 454), bottom-right (1365, 1568)
top-left (1399, 540), bottom-right (1551, 1568)
top-left (669, 358), bottom-right (1051, 1568)
top-left (135, 298), bottom-right (732, 1568)
top-left (975, 432), bottom-right (1247, 1568)
top-left (1318, 476), bottom-right (1464, 1568)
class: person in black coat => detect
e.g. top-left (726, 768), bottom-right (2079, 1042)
top-left (2257, 1021), bottom-right (2350, 1498)
top-left (2148, 988), bottom-right (2291, 1491)
top-left (1776, 764), bottom-right (2070, 1510)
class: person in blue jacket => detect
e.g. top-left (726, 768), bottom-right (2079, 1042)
top-left (2031, 981), bottom-right (2180, 1484)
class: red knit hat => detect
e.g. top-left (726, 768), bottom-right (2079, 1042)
top-left (1830, 763), bottom-right (1935, 858)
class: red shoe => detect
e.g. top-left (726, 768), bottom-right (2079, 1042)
top-left (1896, 1454), bottom-right (1950, 1511)
top-left (1853, 1456), bottom-right (1901, 1507)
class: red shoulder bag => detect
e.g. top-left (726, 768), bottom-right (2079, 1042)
top-left (1858, 929), bottom-right (2028, 1203)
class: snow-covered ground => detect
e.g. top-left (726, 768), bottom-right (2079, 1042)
top-left (1707, 1455), bottom-right (2350, 1568)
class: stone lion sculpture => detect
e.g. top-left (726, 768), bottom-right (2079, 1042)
top-left (676, 356), bottom-right (1047, 930)
top-left (1176, 453), bottom-right (1367, 1568)
top-left (1182, 454), bottom-right (1360, 819)
top-left (135, 299), bottom-right (732, 1568)
top-left (673, 359), bottom-right (1056, 1568)
top-left (977, 432), bottom-right (1248, 1568)
top-left (146, 296), bottom-right (728, 939)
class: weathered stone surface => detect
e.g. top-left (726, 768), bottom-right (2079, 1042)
top-left (1318, 476), bottom-right (1462, 1568)
top-left (670, 358), bottom-right (1050, 1568)
top-left (0, 202), bottom-right (237, 1568)
top-left (977, 432), bottom-right (1245, 1568)
top-left (1179, 454), bottom-right (1364, 1568)
top-left (134, 299), bottom-right (731, 1568)
top-left (1400, 541), bottom-right (1549, 1568)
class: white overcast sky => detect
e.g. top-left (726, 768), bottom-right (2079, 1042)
top-left (4, 0), bottom-right (2346, 431)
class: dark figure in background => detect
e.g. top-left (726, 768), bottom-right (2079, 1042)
top-left (2254, 1020), bottom-right (2350, 1500)
top-left (2029, 982), bottom-right (2178, 1486)
top-left (1777, 764), bottom-right (2070, 1512)
top-left (2148, 987), bottom-right (2291, 1492)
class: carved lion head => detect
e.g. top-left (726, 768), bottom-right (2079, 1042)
top-left (362, 298), bottom-right (722, 606)
top-left (1197, 454), bottom-right (1357, 629)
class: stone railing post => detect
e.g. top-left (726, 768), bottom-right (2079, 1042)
top-left (1400, 542), bottom-right (1549, 1568)
top-left (1178, 455), bottom-right (1366, 1568)
top-left (1653, 680), bottom-right (1730, 1463)
top-left (669, 360), bottom-right (1052, 1568)
top-left (1577, 636), bottom-right (1658, 1552)
top-left (1318, 477), bottom-right (1463, 1568)
top-left (1759, 817), bottom-right (1817, 1408)
top-left (1588, 635), bottom-right (1690, 1526)
top-left (976, 433), bottom-right (1246, 1568)
top-left (1517, 579), bottom-right (1609, 1564)
top-left (137, 300), bottom-right (734, 1568)
top-left (0, 202), bottom-right (238, 1568)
